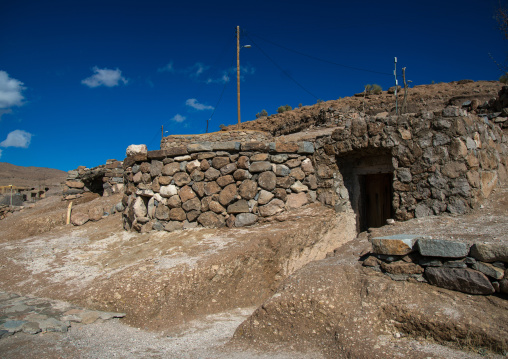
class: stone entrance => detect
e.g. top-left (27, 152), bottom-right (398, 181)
top-left (337, 150), bottom-right (394, 232)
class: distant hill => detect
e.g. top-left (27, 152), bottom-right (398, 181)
top-left (0, 162), bottom-right (67, 188)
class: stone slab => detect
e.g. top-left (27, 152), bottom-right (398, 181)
top-left (371, 235), bottom-right (422, 256)
top-left (470, 243), bottom-right (508, 263)
top-left (417, 238), bottom-right (470, 258)
top-left (425, 267), bottom-right (495, 295)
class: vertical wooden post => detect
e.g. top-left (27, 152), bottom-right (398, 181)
top-left (402, 67), bottom-right (408, 114)
top-left (237, 25), bottom-right (241, 125)
top-left (161, 125), bottom-right (164, 141)
top-left (66, 201), bottom-right (73, 225)
top-left (394, 57), bottom-right (398, 115)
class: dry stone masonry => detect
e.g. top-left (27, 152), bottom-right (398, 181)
top-left (124, 96), bottom-right (507, 233)
top-left (363, 235), bottom-right (508, 296)
top-left (63, 159), bottom-right (124, 200)
top-left (122, 136), bottom-right (321, 232)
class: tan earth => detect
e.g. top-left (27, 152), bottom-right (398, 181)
top-left (0, 80), bottom-right (507, 358)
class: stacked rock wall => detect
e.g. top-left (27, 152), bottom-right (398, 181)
top-left (63, 159), bottom-right (124, 200)
top-left (124, 105), bottom-right (507, 232)
top-left (160, 130), bottom-right (273, 150)
top-left (313, 106), bottom-right (508, 221)
top-left (122, 140), bottom-right (330, 232)
top-left (363, 235), bottom-right (508, 296)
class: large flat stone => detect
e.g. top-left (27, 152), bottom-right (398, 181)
top-left (470, 243), bottom-right (508, 263)
top-left (371, 235), bottom-right (421, 256)
top-left (417, 238), bottom-right (469, 258)
top-left (425, 267), bottom-right (495, 295)
top-left (235, 213), bottom-right (258, 227)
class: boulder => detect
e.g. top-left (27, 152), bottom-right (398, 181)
top-left (71, 212), bottom-right (89, 226)
top-left (178, 186), bottom-right (196, 202)
top-left (162, 162), bottom-right (180, 176)
top-left (205, 167), bottom-right (221, 181)
top-left (66, 181), bottom-right (85, 189)
top-left (217, 175), bottom-right (234, 187)
top-left (204, 181), bottom-right (221, 196)
top-left (257, 190), bottom-right (274, 205)
top-left (133, 197), bottom-right (147, 218)
top-left (212, 157), bottom-right (230, 169)
top-left (182, 197), bottom-right (201, 212)
top-left (472, 262), bottom-right (505, 280)
top-left (173, 172), bottom-right (191, 187)
top-left (169, 208), bottom-right (187, 221)
top-left (425, 267), bottom-right (495, 295)
top-left (155, 203), bottom-right (170, 220)
top-left (209, 201), bottom-right (226, 214)
top-left (160, 185), bottom-right (178, 198)
top-left (88, 206), bottom-right (103, 221)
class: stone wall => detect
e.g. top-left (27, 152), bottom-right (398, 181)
top-left (160, 130), bottom-right (273, 150)
top-left (63, 159), bottom-right (124, 200)
top-left (124, 104), bottom-right (507, 232)
top-left (122, 140), bottom-right (324, 232)
top-left (363, 235), bottom-right (508, 296)
top-left (312, 106), bottom-right (508, 222)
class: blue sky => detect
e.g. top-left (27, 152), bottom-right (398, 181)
top-left (0, 0), bottom-right (506, 171)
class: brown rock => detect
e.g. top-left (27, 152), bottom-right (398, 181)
top-left (212, 157), bottom-right (230, 169)
top-left (301, 158), bottom-right (314, 174)
top-left (242, 142), bottom-right (268, 151)
top-left (66, 180), bottom-right (85, 189)
top-left (217, 175), bottom-right (234, 187)
top-left (227, 199), bottom-right (250, 214)
top-left (276, 176), bottom-right (295, 189)
top-left (286, 192), bottom-right (308, 209)
top-left (204, 181), bottom-right (221, 196)
top-left (192, 182), bottom-right (206, 197)
top-left (290, 167), bottom-right (305, 181)
top-left (239, 180), bottom-right (258, 200)
top-left (187, 210), bottom-right (200, 222)
top-left (317, 164), bottom-right (333, 178)
top-left (258, 171), bottom-right (277, 191)
top-left (442, 162), bottom-right (467, 179)
top-left (220, 163), bottom-right (237, 176)
top-left (167, 195), bottom-right (182, 208)
top-left (186, 160), bottom-right (201, 173)
top-left (201, 196), bottom-right (213, 212)
top-left (164, 221), bottom-right (184, 232)
top-left (381, 261), bottom-right (424, 275)
top-left (233, 169), bottom-right (251, 181)
top-left (258, 199), bottom-right (285, 217)
top-left (139, 162), bottom-right (151, 173)
top-left (425, 267), bottom-right (495, 295)
top-left (200, 159), bottom-right (210, 171)
top-left (257, 190), bottom-right (274, 205)
top-left (197, 211), bottom-right (225, 228)
top-left (182, 197), bottom-right (201, 212)
top-left (275, 142), bottom-right (298, 153)
top-left (179, 185), bottom-right (196, 202)
top-left (158, 176), bottom-right (172, 185)
top-left (219, 183), bottom-right (237, 206)
top-left (190, 169), bottom-right (205, 182)
top-left (88, 206), bottom-right (103, 221)
top-left (249, 161), bottom-right (272, 173)
top-left (209, 201), bottom-right (226, 214)
top-left (155, 203), bottom-right (170, 220)
top-left (285, 159), bottom-right (301, 168)
top-left (226, 214), bottom-right (236, 228)
top-left (371, 236), bottom-right (418, 255)
top-left (162, 162), bottom-right (180, 176)
top-left (169, 208), bottom-right (187, 221)
top-left (237, 156), bottom-right (250, 169)
top-left (250, 153), bottom-right (269, 161)
top-left (362, 255), bottom-right (381, 267)
top-left (274, 188), bottom-right (287, 201)
top-left (303, 174), bottom-right (318, 190)
top-left (173, 172), bottom-right (191, 186)
top-left (480, 171), bottom-right (498, 198)
top-left (71, 212), bottom-right (89, 226)
top-left (205, 167), bottom-right (221, 181)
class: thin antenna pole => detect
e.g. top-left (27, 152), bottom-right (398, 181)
top-left (394, 57), bottom-right (398, 115)
top-left (237, 26), bottom-right (241, 124)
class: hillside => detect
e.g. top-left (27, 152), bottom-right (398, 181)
top-left (0, 162), bottom-right (67, 188)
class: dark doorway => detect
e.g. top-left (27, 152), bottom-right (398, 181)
top-left (337, 150), bottom-right (394, 232)
top-left (362, 173), bottom-right (393, 230)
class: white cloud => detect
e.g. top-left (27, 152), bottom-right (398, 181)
top-left (188, 62), bottom-right (209, 77)
top-left (0, 71), bottom-right (25, 109)
top-left (206, 71), bottom-right (230, 84)
top-left (185, 98), bottom-right (214, 111)
top-left (81, 67), bottom-right (128, 88)
top-left (0, 130), bottom-right (32, 148)
top-left (158, 62), bottom-right (174, 73)
top-left (170, 114), bottom-right (186, 123)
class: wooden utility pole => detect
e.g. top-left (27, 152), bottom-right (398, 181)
top-left (237, 26), bottom-right (241, 125)
top-left (161, 125), bottom-right (164, 141)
